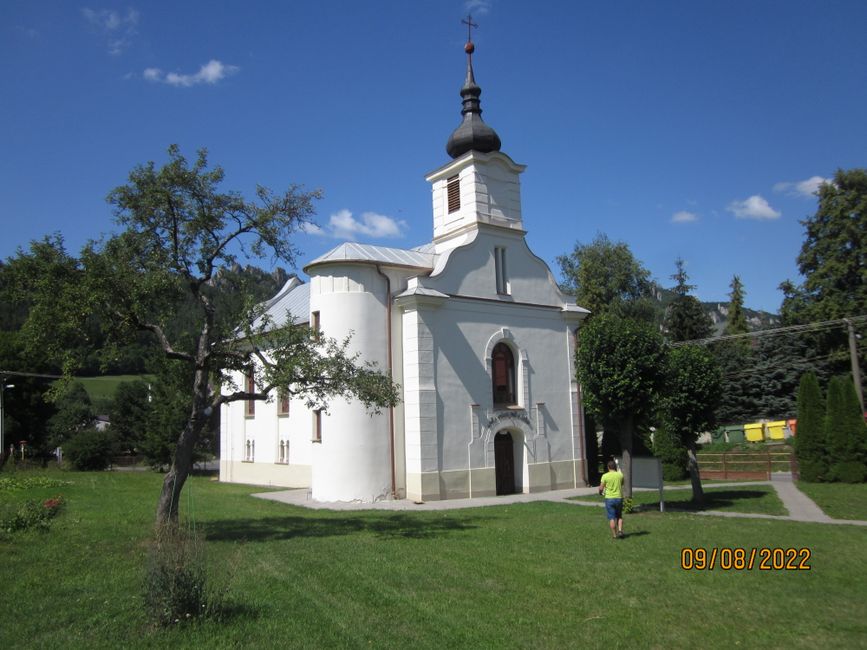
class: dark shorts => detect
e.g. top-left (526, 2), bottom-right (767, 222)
top-left (604, 498), bottom-right (623, 520)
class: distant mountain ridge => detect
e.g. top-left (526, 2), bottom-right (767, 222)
top-left (652, 286), bottom-right (780, 336)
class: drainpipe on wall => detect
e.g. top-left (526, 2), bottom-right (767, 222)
top-left (376, 265), bottom-right (397, 500)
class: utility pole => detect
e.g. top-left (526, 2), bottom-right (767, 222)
top-left (845, 318), bottom-right (865, 414)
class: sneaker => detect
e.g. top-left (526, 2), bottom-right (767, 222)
top-left (617, 532), bottom-right (625, 538)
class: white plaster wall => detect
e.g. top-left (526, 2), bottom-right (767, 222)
top-left (309, 264), bottom-right (391, 501)
top-left (422, 299), bottom-right (577, 472)
top-left (427, 228), bottom-right (568, 307)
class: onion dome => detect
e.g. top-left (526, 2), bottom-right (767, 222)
top-left (445, 40), bottom-right (502, 159)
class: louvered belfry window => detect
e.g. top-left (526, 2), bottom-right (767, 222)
top-left (492, 342), bottom-right (516, 405)
top-left (447, 175), bottom-right (460, 214)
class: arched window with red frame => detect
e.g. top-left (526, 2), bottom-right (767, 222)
top-left (491, 342), bottom-right (516, 406)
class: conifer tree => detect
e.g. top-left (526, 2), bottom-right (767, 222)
top-left (825, 375), bottom-right (867, 482)
top-left (795, 372), bottom-right (826, 482)
top-left (723, 275), bottom-right (749, 336)
top-left (663, 258), bottom-right (713, 342)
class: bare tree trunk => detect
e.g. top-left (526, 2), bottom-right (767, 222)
top-left (155, 367), bottom-right (211, 527)
top-left (687, 441), bottom-right (704, 504)
top-left (618, 417), bottom-right (634, 498)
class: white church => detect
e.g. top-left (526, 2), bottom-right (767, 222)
top-left (220, 37), bottom-right (590, 502)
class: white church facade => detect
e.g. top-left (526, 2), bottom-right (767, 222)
top-left (220, 37), bottom-right (590, 502)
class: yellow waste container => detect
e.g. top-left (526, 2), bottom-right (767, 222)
top-left (766, 421), bottom-right (786, 440)
top-left (744, 422), bottom-right (765, 442)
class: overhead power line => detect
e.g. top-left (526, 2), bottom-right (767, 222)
top-left (669, 315), bottom-right (867, 347)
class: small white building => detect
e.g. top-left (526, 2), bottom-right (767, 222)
top-left (220, 40), bottom-right (590, 502)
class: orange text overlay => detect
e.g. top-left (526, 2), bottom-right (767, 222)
top-left (680, 547), bottom-right (812, 571)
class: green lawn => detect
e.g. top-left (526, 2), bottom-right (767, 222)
top-left (797, 481), bottom-right (867, 521)
top-left (572, 485), bottom-right (787, 515)
top-left (77, 374), bottom-right (153, 407)
top-left (2, 469), bottom-right (865, 648)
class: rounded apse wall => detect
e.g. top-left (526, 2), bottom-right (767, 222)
top-left (308, 264), bottom-right (391, 502)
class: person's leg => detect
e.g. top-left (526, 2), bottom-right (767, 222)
top-left (609, 517), bottom-right (617, 538)
top-left (617, 516), bottom-right (624, 536)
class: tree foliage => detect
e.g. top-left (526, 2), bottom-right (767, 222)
top-left (723, 275), bottom-right (749, 336)
top-left (663, 258), bottom-right (714, 342)
top-left (47, 382), bottom-right (95, 449)
top-left (661, 345), bottom-right (721, 502)
top-left (824, 375), bottom-right (867, 482)
top-left (795, 372), bottom-right (826, 482)
top-left (20, 146), bottom-right (400, 525)
top-left (576, 314), bottom-right (667, 496)
top-left (557, 233), bottom-right (657, 323)
top-left (781, 169), bottom-right (867, 324)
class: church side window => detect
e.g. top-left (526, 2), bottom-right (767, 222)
top-left (244, 439), bottom-right (255, 462)
top-left (277, 390), bottom-right (290, 417)
top-left (492, 342), bottom-right (516, 406)
top-left (495, 247), bottom-right (509, 295)
top-left (245, 369), bottom-right (256, 417)
top-left (447, 175), bottom-right (460, 213)
top-left (311, 311), bottom-right (321, 340)
top-left (312, 409), bottom-right (322, 443)
top-left (277, 439), bottom-right (288, 464)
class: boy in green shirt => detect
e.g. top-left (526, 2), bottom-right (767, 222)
top-left (598, 460), bottom-right (625, 539)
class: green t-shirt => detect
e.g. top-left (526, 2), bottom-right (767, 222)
top-left (601, 470), bottom-right (624, 499)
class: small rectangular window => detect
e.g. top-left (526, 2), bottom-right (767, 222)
top-left (312, 409), bottom-right (322, 443)
top-left (447, 175), bottom-right (460, 214)
top-left (245, 369), bottom-right (256, 417)
top-left (311, 311), bottom-right (321, 340)
top-left (495, 247), bottom-right (509, 295)
top-left (277, 390), bottom-right (290, 416)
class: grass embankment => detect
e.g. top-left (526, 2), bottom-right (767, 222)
top-left (2, 469), bottom-right (865, 648)
top-left (76, 374), bottom-right (153, 408)
top-left (572, 485), bottom-right (787, 516)
top-left (797, 482), bottom-right (867, 521)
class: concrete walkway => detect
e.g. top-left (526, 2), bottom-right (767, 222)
top-left (252, 476), bottom-right (867, 527)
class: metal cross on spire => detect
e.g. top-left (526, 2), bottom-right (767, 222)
top-left (462, 14), bottom-right (478, 43)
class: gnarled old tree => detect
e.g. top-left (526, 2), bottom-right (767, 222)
top-left (23, 146), bottom-right (399, 525)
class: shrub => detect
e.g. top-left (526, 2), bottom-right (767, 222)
top-left (0, 495), bottom-right (66, 533)
top-left (831, 461), bottom-right (867, 484)
top-left (143, 525), bottom-right (227, 627)
top-left (64, 428), bottom-right (114, 471)
top-left (653, 427), bottom-right (688, 481)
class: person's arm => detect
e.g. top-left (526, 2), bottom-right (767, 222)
top-left (598, 476), bottom-right (605, 496)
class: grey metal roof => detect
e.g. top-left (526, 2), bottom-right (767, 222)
top-left (252, 278), bottom-right (310, 329)
top-left (305, 242), bottom-right (437, 271)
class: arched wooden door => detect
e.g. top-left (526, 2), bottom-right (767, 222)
top-left (494, 431), bottom-right (515, 495)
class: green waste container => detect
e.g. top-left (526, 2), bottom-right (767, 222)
top-left (711, 428), bottom-right (726, 443)
top-left (723, 424), bottom-right (745, 443)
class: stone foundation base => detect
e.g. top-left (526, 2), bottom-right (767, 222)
top-left (406, 459), bottom-right (585, 501)
top-left (220, 460), bottom-right (311, 488)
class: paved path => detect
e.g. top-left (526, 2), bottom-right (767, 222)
top-left (253, 476), bottom-right (867, 527)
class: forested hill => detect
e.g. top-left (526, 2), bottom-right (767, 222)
top-left (652, 286), bottom-right (780, 335)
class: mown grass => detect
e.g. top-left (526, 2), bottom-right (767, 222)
top-left (572, 485), bottom-right (787, 515)
top-left (76, 374), bottom-right (154, 406)
top-left (1, 469), bottom-right (865, 648)
top-left (797, 482), bottom-right (867, 521)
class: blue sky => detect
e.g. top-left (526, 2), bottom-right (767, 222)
top-left (2, 1), bottom-right (866, 313)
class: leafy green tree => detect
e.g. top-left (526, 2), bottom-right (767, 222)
top-left (576, 314), bottom-right (667, 496)
top-left (663, 258), bottom-right (714, 342)
top-left (22, 146), bottom-right (399, 525)
top-left (47, 382), bottom-right (95, 449)
top-left (723, 275), bottom-right (749, 336)
top-left (795, 372), bottom-right (826, 482)
top-left (557, 233), bottom-right (657, 323)
top-left (661, 345), bottom-right (722, 503)
top-left (109, 380), bottom-right (152, 454)
top-left (63, 428), bottom-right (114, 471)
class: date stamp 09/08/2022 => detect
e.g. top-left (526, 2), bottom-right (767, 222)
top-left (680, 547), bottom-right (812, 571)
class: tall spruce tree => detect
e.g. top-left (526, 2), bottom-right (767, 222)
top-left (795, 372), bottom-right (826, 482)
top-left (663, 258), bottom-right (714, 343)
top-left (723, 275), bottom-right (749, 336)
